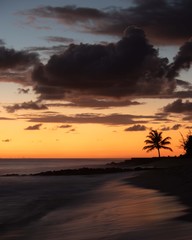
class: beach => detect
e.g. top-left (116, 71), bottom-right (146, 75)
top-left (1, 158), bottom-right (192, 240)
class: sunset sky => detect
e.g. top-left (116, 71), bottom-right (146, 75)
top-left (1, 0), bottom-right (192, 158)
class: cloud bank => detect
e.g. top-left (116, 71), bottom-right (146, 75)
top-left (32, 26), bottom-right (178, 100)
top-left (20, 0), bottom-right (192, 44)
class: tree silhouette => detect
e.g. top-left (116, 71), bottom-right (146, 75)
top-left (180, 132), bottom-right (192, 157)
top-left (143, 130), bottom-right (172, 157)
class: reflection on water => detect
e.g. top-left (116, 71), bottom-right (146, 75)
top-left (33, 184), bottom-right (187, 240)
top-left (1, 174), bottom-right (192, 240)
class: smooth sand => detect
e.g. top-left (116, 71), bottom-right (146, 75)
top-left (126, 157), bottom-right (192, 221)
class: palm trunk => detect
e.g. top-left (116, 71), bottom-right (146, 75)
top-left (157, 148), bottom-right (160, 157)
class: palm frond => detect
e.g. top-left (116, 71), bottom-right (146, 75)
top-left (161, 146), bottom-right (173, 151)
top-left (143, 129), bottom-right (172, 157)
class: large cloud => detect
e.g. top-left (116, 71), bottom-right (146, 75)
top-left (32, 26), bottom-right (176, 100)
top-left (19, 0), bottom-right (192, 44)
top-left (163, 99), bottom-right (192, 113)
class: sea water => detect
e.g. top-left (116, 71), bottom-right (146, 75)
top-left (0, 158), bottom-right (123, 175)
top-left (0, 173), bottom-right (192, 240)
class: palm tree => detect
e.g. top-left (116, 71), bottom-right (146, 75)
top-left (143, 130), bottom-right (172, 157)
top-left (180, 131), bottom-right (192, 157)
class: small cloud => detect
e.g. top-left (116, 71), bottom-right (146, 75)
top-left (186, 126), bottom-right (192, 129)
top-left (124, 124), bottom-right (147, 131)
top-left (67, 128), bottom-right (76, 133)
top-left (5, 101), bottom-right (48, 113)
top-left (2, 139), bottom-right (11, 142)
top-left (70, 128), bottom-right (76, 132)
top-left (160, 126), bottom-right (170, 131)
top-left (18, 88), bottom-right (30, 94)
top-left (171, 124), bottom-right (182, 130)
top-left (25, 124), bottom-right (42, 130)
top-left (45, 36), bottom-right (74, 44)
top-left (161, 124), bottom-right (182, 131)
top-left (58, 124), bottom-right (72, 129)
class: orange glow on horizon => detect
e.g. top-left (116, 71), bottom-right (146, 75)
top-left (0, 119), bottom-right (184, 158)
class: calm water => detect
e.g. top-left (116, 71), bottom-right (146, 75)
top-left (0, 173), bottom-right (192, 240)
top-left (0, 158), bottom-right (123, 175)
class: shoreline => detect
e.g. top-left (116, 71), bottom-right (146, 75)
top-left (1, 157), bottom-right (192, 239)
top-left (2, 156), bottom-right (192, 222)
top-left (126, 157), bottom-right (192, 221)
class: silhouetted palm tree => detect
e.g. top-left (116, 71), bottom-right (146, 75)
top-left (143, 130), bottom-right (172, 157)
top-left (180, 132), bottom-right (192, 157)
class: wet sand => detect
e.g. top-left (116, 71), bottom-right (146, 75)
top-left (1, 168), bottom-right (192, 240)
top-left (127, 157), bottom-right (192, 221)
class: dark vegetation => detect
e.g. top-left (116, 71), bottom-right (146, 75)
top-left (143, 130), bottom-right (172, 157)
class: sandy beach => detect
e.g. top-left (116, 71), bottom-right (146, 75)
top-left (127, 157), bottom-right (192, 222)
top-left (1, 158), bottom-right (192, 240)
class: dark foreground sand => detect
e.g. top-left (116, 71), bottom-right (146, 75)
top-left (126, 157), bottom-right (192, 221)
top-left (1, 157), bottom-right (192, 240)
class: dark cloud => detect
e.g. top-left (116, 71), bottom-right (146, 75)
top-left (163, 99), bottom-right (192, 113)
top-left (20, 1), bottom-right (192, 44)
top-left (174, 91), bottom-right (192, 98)
top-left (124, 124), bottom-right (147, 131)
top-left (32, 27), bottom-right (176, 100)
top-left (27, 112), bottom-right (156, 125)
top-left (0, 46), bottom-right (39, 70)
top-left (25, 124), bottom-right (42, 130)
top-left (0, 117), bottom-right (15, 121)
top-left (172, 124), bottom-right (182, 130)
top-left (18, 88), bottom-right (30, 94)
top-left (176, 79), bottom-right (191, 89)
top-left (0, 71), bottom-right (24, 84)
top-left (5, 101), bottom-right (48, 113)
top-left (160, 126), bottom-right (170, 131)
top-left (58, 124), bottom-right (72, 128)
top-left (19, 5), bottom-right (106, 25)
top-left (0, 39), bottom-right (5, 46)
top-left (45, 36), bottom-right (74, 44)
top-left (26, 45), bottom-right (68, 56)
top-left (0, 46), bottom-right (39, 85)
top-left (161, 124), bottom-right (182, 131)
top-left (167, 39), bottom-right (192, 79)
top-left (185, 126), bottom-right (192, 129)
top-left (183, 115), bottom-right (192, 121)
top-left (57, 98), bottom-right (142, 109)
top-left (67, 128), bottom-right (76, 133)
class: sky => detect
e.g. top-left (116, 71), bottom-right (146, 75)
top-left (0, 0), bottom-right (192, 158)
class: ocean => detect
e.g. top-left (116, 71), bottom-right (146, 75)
top-left (0, 159), bottom-right (192, 240)
top-left (0, 158), bottom-right (123, 175)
